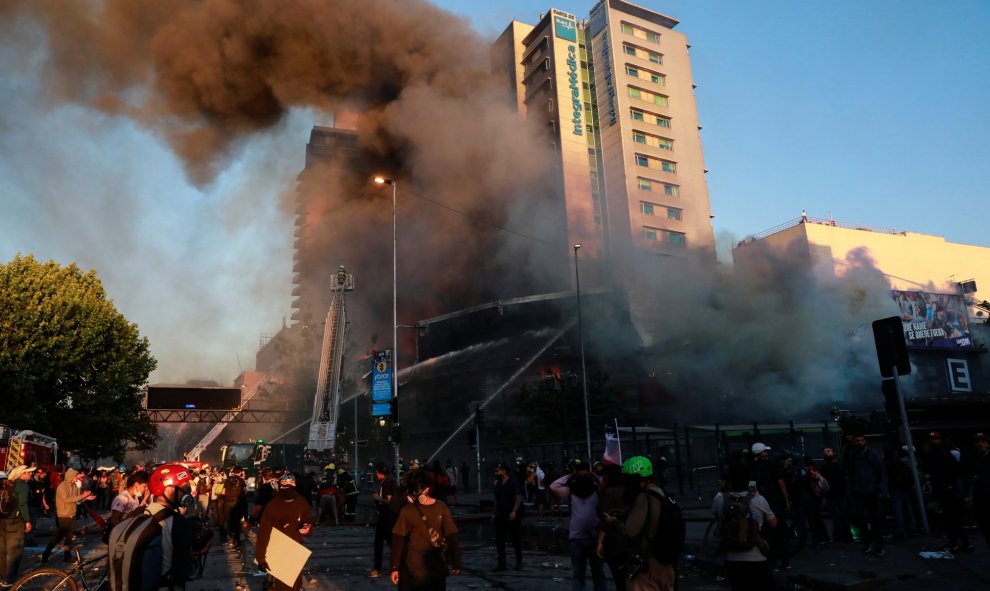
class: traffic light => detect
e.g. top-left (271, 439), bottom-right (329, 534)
top-left (391, 424), bottom-right (402, 444)
top-left (467, 429), bottom-right (477, 449)
top-left (390, 397), bottom-right (399, 419)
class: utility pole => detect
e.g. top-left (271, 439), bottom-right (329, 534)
top-left (475, 406), bottom-right (483, 495)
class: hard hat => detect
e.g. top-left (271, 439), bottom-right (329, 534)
top-left (620, 456), bottom-right (653, 477)
top-left (751, 442), bottom-right (771, 454)
top-left (149, 464), bottom-right (193, 496)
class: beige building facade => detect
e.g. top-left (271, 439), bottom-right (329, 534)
top-left (733, 216), bottom-right (990, 312)
top-left (493, 0), bottom-right (715, 285)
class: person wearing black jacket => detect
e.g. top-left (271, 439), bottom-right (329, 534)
top-left (491, 463), bottom-right (524, 572)
top-left (256, 473), bottom-right (313, 591)
top-left (820, 447), bottom-right (852, 543)
top-left (847, 435), bottom-right (888, 556)
top-left (925, 432), bottom-right (972, 552)
top-left (963, 433), bottom-right (990, 549)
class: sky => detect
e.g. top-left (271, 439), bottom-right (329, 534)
top-left (1, 0), bottom-right (988, 386)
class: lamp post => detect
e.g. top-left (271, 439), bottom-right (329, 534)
top-left (573, 244), bottom-right (592, 461)
top-left (374, 176), bottom-right (401, 479)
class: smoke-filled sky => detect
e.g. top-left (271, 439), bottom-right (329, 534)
top-left (1, 0), bottom-right (987, 387)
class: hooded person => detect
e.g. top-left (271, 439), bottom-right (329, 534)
top-left (42, 468), bottom-right (95, 563)
top-left (389, 469), bottom-right (462, 590)
top-left (255, 472), bottom-right (313, 591)
top-left (550, 459), bottom-right (607, 591)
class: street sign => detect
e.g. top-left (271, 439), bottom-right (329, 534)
top-left (371, 350), bottom-right (393, 402)
top-left (372, 403), bottom-right (391, 417)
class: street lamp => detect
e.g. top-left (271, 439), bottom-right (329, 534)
top-left (573, 244), bottom-right (592, 461)
top-left (374, 176), bottom-right (401, 479)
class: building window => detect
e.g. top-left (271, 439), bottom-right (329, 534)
top-left (631, 130), bottom-right (673, 151)
top-left (644, 227), bottom-right (686, 246)
top-left (657, 115), bottom-right (671, 128)
top-left (630, 108), bottom-right (670, 128)
top-left (629, 87), bottom-right (668, 107)
top-left (650, 72), bottom-right (665, 85)
top-left (623, 43), bottom-right (663, 64)
top-left (661, 160), bottom-right (676, 173)
top-left (640, 202), bottom-right (655, 215)
top-left (624, 44), bottom-right (636, 57)
top-left (630, 109), bottom-right (645, 122)
top-left (635, 155), bottom-right (649, 167)
top-left (663, 183), bottom-right (679, 196)
top-left (621, 22), bottom-right (661, 45)
top-left (637, 178), bottom-right (652, 191)
top-left (667, 207), bottom-right (682, 220)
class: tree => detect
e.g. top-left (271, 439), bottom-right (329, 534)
top-left (0, 254), bottom-right (158, 461)
top-left (512, 370), bottom-right (622, 446)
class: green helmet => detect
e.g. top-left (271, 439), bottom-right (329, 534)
top-left (621, 456), bottom-right (653, 477)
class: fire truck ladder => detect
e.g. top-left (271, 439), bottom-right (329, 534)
top-left (185, 377), bottom-right (269, 462)
top-left (308, 266), bottom-right (354, 451)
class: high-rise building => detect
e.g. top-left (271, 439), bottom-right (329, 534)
top-left (493, 0), bottom-right (715, 284)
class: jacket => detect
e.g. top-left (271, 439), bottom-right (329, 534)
top-left (55, 469), bottom-right (87, 518)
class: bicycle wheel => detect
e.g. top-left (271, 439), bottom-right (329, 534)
top-left (11, 568), bottom-right (79, 591)
top-left (702, 520), bottom-right (721, 557)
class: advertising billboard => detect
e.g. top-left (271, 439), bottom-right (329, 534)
top-left (371, 350), bottom-right (393, 416)
top-left (146, 386), bottom-right (241, 410)
top-left (892, 290), bottom-right (974, 349)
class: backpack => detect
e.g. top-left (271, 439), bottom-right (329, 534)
top-left (108, 508), bottom-right (171, 591)
top-left (718, 492), bottom-right (767, 554)
top-left (0, 480), bottom-right (18, 518)
top-left (223, 476), bottom-right (244, 502)
top-left (642, 488), bottom-right (685, 565)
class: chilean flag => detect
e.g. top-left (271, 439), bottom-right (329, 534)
top-left (604, 419), bottom-right (622, 465)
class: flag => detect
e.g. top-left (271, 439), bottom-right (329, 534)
top-left (604, 419), bottom-right (622, 465)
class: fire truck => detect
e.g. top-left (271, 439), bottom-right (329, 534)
top-left (0, 424), bottom-right (59, 471)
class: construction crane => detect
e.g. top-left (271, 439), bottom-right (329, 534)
top-left (308, 265), bottom-right (355, 451)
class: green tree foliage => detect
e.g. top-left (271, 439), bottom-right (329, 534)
top-left (0, 254), bottom-right (158, 461)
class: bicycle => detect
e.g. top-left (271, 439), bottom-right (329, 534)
top-left (12, 546), bottom-right (107, 591)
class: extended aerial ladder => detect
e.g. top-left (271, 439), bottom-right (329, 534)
top-left (308, 265), bottom-right (355, 451)
top-left (185, 376), bottom-right (270, 462)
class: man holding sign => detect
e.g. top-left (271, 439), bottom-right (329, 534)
top-left (256, 472), bottom-right (313, 591)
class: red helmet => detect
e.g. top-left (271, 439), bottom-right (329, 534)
top-left (148, 464), bottom-right (192, 496)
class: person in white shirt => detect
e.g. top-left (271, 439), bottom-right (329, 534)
top-left (711, 463), bottom-right (778, 591)
top-left (109, 471), bottom-right (150, 526)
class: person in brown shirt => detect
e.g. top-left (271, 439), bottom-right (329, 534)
top-left (390, 470), bottom-right (461, 590)
top-left (255, 472), bottom-right (312, 591)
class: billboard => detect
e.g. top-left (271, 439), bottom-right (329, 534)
top-left (146, 386), bottom-right (241, 410)
top-left (892, 290), bottom-right (974, 349)
top-left (553, 11), bottom-right (577, 42)
top-left (371, 350), bottom-right (393, 417)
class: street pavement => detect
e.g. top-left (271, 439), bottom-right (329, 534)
top-left (18, 491), bottom-right (990, 591)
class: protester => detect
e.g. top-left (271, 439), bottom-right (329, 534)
top-left (389, 469), bottom-right (461, 591)
top-left (42, 468), bottom-right (95, 563)
top-left (749, 443), bottom-right (792, 569)
top-left (1, 466), bottom-right (34, 587)
top-left (491, 462), bottom-right (524, 571)
top-left (256, 472), bottom-right (313, 591)
top-left (925, 431), bottom-right (972, 552)
top-left (444, 460), bottom-right (458, 504)
top-left (218, 467), bottom-right (247, 549)
top-left (550, 459), bottom-right (606, 591)
top-left (371, 462), bottom-right (399, 578)
top-left (596, 463), bottom-right (632, 591)
top-left (847, 434), bottom-right (888, 556)
top-left (114, 464), bottom-right (194, 591)
top-left (712, 462), bottom-right (776, 591)
top-left (109, 471), bottom-right (150, 527)
top-left (820, 447), bottom-right (852, 543)
top-left (963, 432), bottom-right (990, 550)
top-left (619, 456), bottom-right (677, 591)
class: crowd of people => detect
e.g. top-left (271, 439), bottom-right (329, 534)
top-left (710, 430), bottom-right (990, 590)
top-left (1, 429), bottom-right (989, 591)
